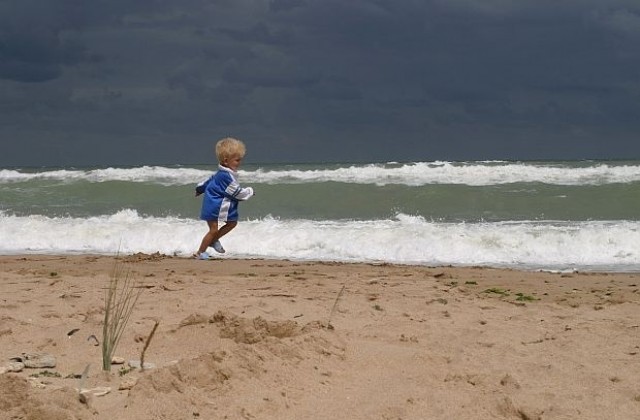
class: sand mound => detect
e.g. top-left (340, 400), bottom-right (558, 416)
top-left (213, 310), bottom-right (303, 343)
top-left (0, 375), bottom-right (94, 420)
top-left (120, 312), bottom-right (342, 419)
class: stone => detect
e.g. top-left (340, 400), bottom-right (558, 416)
top-left (79, 386), bottom-right (111, 397)
top-left (6, 361), bottom-right (25, 372)
top-left (118, 376), bottom-right (138, 390)
top-left (128, 360), bottom-right (156, 370)
top-left (11, 352), bottom-right (56, 369)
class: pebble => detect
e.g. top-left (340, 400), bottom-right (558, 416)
top-left (0, 362), bottom-right (25, 374)
top-left (111, 356), bottom-right (125, 365)
top-left (79, 386), bottom-right (112, 397)
top-left (11, 352), bottom-right (56, 369)
top-left (6, 361), bottom-right (25, 372)
top-left (118, 376), bottom-right (138, 390)
top-left (128, 360), bottom-right (156, 370)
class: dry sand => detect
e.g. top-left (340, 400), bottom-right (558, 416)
top-left (1, 254), bottom-right (639, 420)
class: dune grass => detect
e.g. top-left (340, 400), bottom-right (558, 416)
top-left (102, 260), bottom-right (142, 372)
top-left (326, 284), bottom-right (346, 329)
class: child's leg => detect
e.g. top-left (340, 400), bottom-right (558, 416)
top-left (197, 220), bottom-right (219, 254)
top-left (215, 221), bottom-right (237, 240)
top-left (208, 221), bottom-right (238, 253)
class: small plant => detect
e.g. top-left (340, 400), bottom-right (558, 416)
top-left (30, 370), bottom-right (61, 378)
top-left (139, 320), bottom-right (159, 372)
top-left (102, 259), bottom-right (142, 372)
top-left (483, 287), bottom-right (509, 296)
top-left (515, 293), bottom-right (537, 302)
top-left (373, 304), bottom-right (383, 311)
top-left (118, 366), bottom-right (133, 377)
top-left (326, 284), bottom-right (346, 329)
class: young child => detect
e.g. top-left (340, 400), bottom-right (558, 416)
top-left (194, 137), bottom-right (254, 259)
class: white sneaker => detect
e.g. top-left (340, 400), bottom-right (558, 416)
top-left (196, 251), bottom-right (211, 260)
top-left (212, 240), bottom-right (226, 254)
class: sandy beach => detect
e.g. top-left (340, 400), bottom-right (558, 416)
top-left (1, 254), bottom-right (639, 419)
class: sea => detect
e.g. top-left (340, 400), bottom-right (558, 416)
top-left (1, 160), bottom-right (640, 272)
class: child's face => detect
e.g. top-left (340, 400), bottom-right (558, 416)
top-left (222, 155), bottom-right (243, 171)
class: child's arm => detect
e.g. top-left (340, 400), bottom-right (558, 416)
top-left (195, 178), bottom-right (210, 196)
top-left (218, 171), bottom-right (255, 200)
top-left (233, 186), bottom-right (254, 201)
top-left (225, 181), bottom-right (254, 201)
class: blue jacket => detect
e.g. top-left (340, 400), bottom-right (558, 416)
top-left (196, 165), bottom-right (254, 222)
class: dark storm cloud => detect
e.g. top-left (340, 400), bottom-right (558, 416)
top-left (1, 0), bottom-right (640, 166)
top-left (0, 0), bottom-right (172, 82)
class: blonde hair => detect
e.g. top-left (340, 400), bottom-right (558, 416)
top-left (215, 137), bottom-right (246, 163)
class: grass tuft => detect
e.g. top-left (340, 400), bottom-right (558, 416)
top-left (102, 259), bottom-right (142, 372)
top-left (326, 284), bottom-right (346, 329)
top-left (139, 319), bottom-right (159, 372)
top-left (483, 287), bottom-right (510, 296)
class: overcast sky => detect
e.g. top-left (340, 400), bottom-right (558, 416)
top-left (1, 0), bottom-right (640, 166)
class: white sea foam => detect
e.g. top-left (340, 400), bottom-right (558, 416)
top-left (2, 161), bottom-right (640, 186)
top-left (0, 166), bottom-right (207, 185)
top-left (248, 162), bottom-right (640, 186)
top-left (1, 210), bottom-right (639, 271)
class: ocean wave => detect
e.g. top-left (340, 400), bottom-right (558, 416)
top-left (2, 161), bottom-right (640, 186)
top-left (2, 210), bottom-right (639, 271)
top-left (0, 166), bottom-right (208, 185)
top-left (247, 161), bottom-right (640, 186)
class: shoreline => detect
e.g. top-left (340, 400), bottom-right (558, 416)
top-left (2, 254), bottom-right (640, 419)
top-left (3, 252), bottom-right (639, 275)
